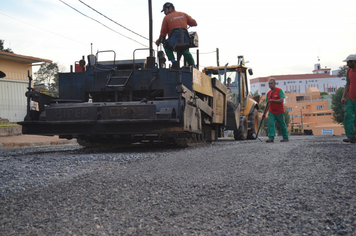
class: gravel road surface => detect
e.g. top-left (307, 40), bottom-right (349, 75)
top-left (1, 136), bottom-right (355, 235)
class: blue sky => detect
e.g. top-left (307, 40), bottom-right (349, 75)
top-left (1, 0), bottom-right (355, 79)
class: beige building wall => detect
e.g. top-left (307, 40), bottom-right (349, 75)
top-left (284, 87), bottom-right (344, 136)
top-left (0, 59), bottom-right (32, 81)
top-left (0, 51), bottom-right (51, 122)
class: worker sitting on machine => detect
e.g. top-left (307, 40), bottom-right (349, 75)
top-left (155, 2), bottom-right (197, 68)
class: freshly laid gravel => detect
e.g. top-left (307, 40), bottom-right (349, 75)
top-left (0, 135), bottom-right (355, 235)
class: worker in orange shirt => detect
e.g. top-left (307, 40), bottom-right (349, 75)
top-left (155, 2), bottom-right (197, 68)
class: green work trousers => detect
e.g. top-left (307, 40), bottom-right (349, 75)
top-left (268, 112), bottom-right (289, 140)
top-left (164, 46), bottom-right (195, 66)
top-left (344, 98), bottom-right (356, 139)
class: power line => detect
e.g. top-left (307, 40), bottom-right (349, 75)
top-left (0, 11), bottom-right (87, 46)
top-left (78, 0), bottom-right (149, 41)
top-left (59, 0), bottom-right (148, 47)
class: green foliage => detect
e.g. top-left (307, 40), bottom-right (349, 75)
top-left (258, 100), bottom-right (267, 113)
top-left (34, 62), bottom-right (59, 91)
top-left (331, 87), bottom-right (345, 124)
top-left (337, 65), bottom-right (348, 78)
top-left (0, 121), bottom-right (20, 127)
top-left (0, 39), bottom-right (14, 53)
top-left (253, 90), bottom-right (259, 96)
top-left (320, 91), bottom-right (329, 99)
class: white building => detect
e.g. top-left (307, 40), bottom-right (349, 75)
top-left (250, 63), bottom-right (346, 96)
top-left (0, 51), bottom-right (51, 122)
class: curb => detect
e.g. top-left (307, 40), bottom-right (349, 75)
top-left (0, 126), bottom-right (22, 137)
top-left (0, 140), bottom-right (78, 148)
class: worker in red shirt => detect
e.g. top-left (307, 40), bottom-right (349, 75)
top-left (262, 78), bottom-right (289, 142)
top-left (341, 54), bottom-right (356, 143)
top-left (155, 2), bottom-right (197, 68)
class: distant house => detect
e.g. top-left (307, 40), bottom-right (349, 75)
top-left (250, 63), bottom-right (346, 96)
top-left (0, 51), bottom-right (51, 122)
top-left (284, 87), bottom-right (344, 136)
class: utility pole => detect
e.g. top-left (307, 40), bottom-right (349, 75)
top-left (216, 48), bottom-right (219, 67)
top-left (300, 109), bottom-right (303, 131)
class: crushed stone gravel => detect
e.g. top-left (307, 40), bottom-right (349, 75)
top-left (0, 136), bottom-right (355, 235)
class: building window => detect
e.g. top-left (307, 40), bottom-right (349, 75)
top-left (299, 81), bottom-right (302, 83)
top-left (325, 113), bottom-right (332, 116)
top-left (261, 84), bottom-right (265, 87)
top-left (286, 107), bottom-right (292, 112)
top-left (317, 105), bottom-right (323, 110)
top-left (327, 87), bottom-right (336, 92)
top-left (262, 92), bottom-right (266, 95)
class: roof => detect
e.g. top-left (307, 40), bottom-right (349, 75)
top-left (250, 73), bottom-right (338, 84)
top-left (0, 51), bottom-right (52, 64)
top-left (204, 65), bottom-right (248, 70)
top-left (306, 87), bottom-right (320, 93)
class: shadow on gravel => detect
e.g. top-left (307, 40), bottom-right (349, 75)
top-left (71, 142), bottom-right (201, 154)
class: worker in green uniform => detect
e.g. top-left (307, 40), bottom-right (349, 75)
top-left (262, 77), bottom-right (289, 142)
top-left (341, 54), bottom-right (356, 143)
top-left (155, 2), bottom-right (197, 68)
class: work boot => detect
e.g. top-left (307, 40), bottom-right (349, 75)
top-left (266, 139), bottom-right (274, 143)
top-left (343, 138), bottom-right (356, 143)
top-left (280, 139), bottom-right (289, 142)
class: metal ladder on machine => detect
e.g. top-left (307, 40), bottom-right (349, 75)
top-left (106, 70), bottom-right (133, 89)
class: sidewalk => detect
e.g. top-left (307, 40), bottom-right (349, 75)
top-left (0, 135), bottom-right (78, 148)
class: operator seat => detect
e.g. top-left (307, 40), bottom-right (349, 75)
top-left (164, 28), bottom-right (198, 68)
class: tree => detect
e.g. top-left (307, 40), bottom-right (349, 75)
top-left (34, 62), bottom-right (59, 91)
top-left (258, 99), bottom-right (267, 113)
top-left (332, 87), bottom-right (356, 128)
top-left (331, 87), bottom-right (345, 124)
top-left (338, 65), bottom-right (348, 78)
top-left (0, 39), bottom-right (14, 53)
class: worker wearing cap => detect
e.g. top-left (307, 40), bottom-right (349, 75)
top-left (341, 54), bottom-right (356, 143)
top-left (155, 2), bottom-right (197, 67)
top-left (263, 77), bottom-right (289, 142)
